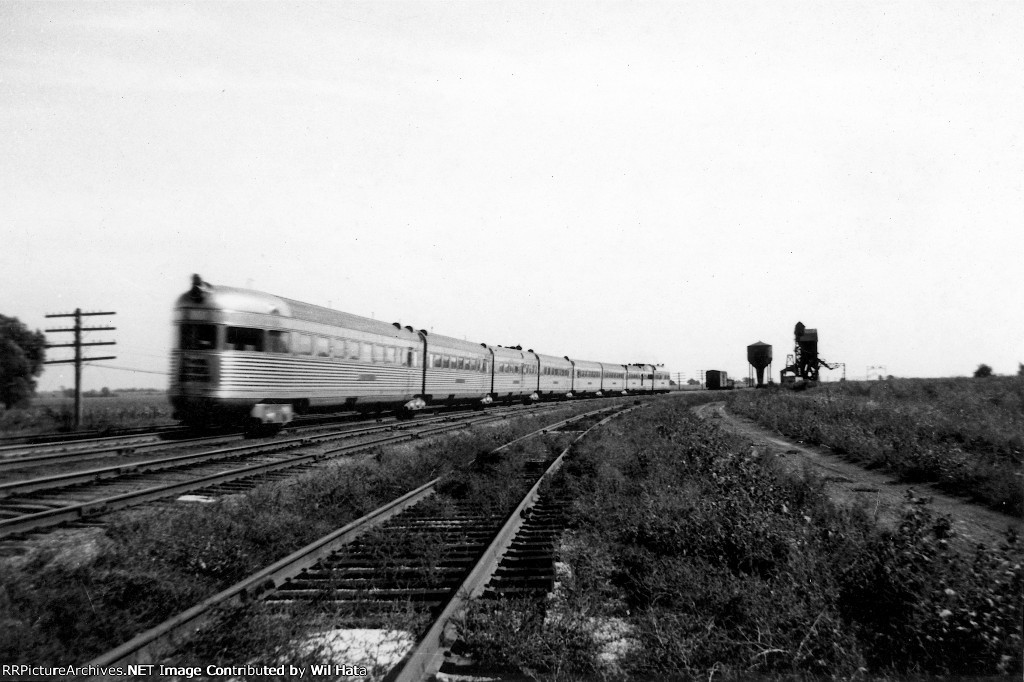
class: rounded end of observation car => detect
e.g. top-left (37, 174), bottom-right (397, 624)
top-left (174, 274), bottom-right (292, 317)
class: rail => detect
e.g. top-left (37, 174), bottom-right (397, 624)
top-left (85, 406), bottom-right (626, 678)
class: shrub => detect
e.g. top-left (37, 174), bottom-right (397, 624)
top-left (458, 401), bottom-right (1024, 678)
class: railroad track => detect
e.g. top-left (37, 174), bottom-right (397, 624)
top-left (0, 409), bottom-right (381, 466)
top-left (0, 423), bottom-right (185, 449)
top-left (0, 403), bottom-right (569, 540)
top-left (85, 404), bottom-right (634, 681)
top-left (0, 402), bottom-right (589, 474)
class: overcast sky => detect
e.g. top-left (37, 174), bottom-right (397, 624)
top-left (2, 1), bottom-right (1021, 392)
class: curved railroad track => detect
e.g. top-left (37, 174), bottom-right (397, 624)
top-left (0, 402), bottom-right (572, 541)
top-left (84, 405), bottom-right (634, 681)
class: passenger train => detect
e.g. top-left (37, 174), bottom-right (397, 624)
top-left (169, 275), bottom-right (671, 429)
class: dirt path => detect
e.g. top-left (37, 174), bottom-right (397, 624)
top-left (694, 402), bottom-right (1022, 550)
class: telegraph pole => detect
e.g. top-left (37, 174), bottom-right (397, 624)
top-left (44, 309), bottom-right (117, 429)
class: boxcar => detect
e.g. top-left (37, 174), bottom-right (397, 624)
top-left (706, 370), bottom-right (729, 390)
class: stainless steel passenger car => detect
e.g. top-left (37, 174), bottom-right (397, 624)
top-left (171, 276), bottom-right (424, 427)
top-left (423, 333), bottom-right (491, 406)
top-left (652, 366), bottom-right (672, 392)
top-left (568, 357), bottom-right (604, 397)
top-left (532, 352), bottom-right (574, 400)
top-left (601, 363), bottom-right (626, 395)
top-left (169, 275), bottom-right (672, 427)
top-left (488, 345), bottom-right (530, 403)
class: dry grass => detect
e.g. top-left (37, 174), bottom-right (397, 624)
top-left (0, 391), bottom-right (174, 435)
top-left (728, 378), bottom-right (1024, 516)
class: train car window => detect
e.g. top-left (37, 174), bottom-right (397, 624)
top-left (357, 342), bottom-right (370, 362)
top-left (384, 346), bottom-right (395, 364)
top-left (372, 344), bottom-right (384, 363)
top-left (348, 340), bottom-right (361, 361)
top-left (226, 327), bottom-right (265, 352)
top-left (267, 330), bottom-right (289, 353)
top-left (331, 338), bottom-right (345, 359)
top-left (315, 337), bottom-right (330, 357)
top-left (431, 354), bottom-right (440, 368)
top-left (482, 360), bottom-right (488, 373)
top-left (454, 357), bottom-right (462, 370)
top-left (291, 333), bottom-right (312, 355)
top-left (180, 323), bottom-right (217, 350)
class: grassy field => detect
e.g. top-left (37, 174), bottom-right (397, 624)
top-left (458, 400), bottom-right (1023, 679)
top-left (0, 402), bottom-right (609, 667)
top-left (725, 378), bottom-right (1024, 516)
top-left (0, 391), bottom-right (174, 435)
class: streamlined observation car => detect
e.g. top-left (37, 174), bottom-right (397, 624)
top-left (171, 276), bottom-right (425, 427)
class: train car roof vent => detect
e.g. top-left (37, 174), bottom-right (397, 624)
top-left (480, 342), bottom-right (488, 348)
top-left (392, 322), bottom-right (402, 329)
top-left (189, 273), bottom-right (210, 302)
top-left (405, 326), bottom-right (414, 332)
top-left (419, 329), bottom-right (429, 335)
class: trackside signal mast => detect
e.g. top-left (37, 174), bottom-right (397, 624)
top-left (44, 308), bottom-right (117, 429)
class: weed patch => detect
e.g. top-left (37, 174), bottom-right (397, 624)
top-left (0, 402), bottom-right (613, 665)
top-left (728, 378), bottom-right (1024, 515)
top-left (458, 400), bottom-right (1023, 679)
